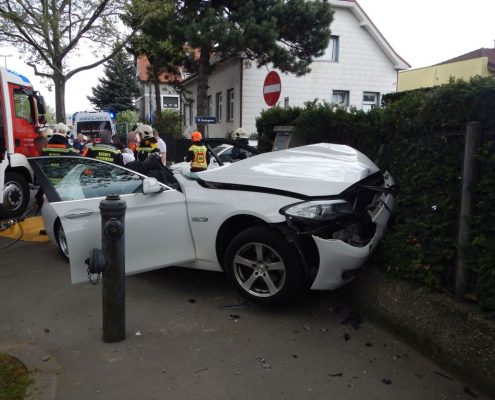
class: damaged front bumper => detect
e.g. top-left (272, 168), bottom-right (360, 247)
top-left (281, 171), bottom-right (396, 291)
top-left (310, 172), bottom-right (396, 290)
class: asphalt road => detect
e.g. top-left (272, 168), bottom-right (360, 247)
top-left (0, 237), bottom-right (490, 400)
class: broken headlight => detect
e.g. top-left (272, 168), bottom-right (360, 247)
top-left (281, 200), bottom-right (354, 223)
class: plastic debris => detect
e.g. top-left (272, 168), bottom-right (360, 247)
top-left (303, 325), bottom-right (311, 332)
top-left (381, 378), bottom-right (392, 385)
top-left (135, 330), bottom-right (143, 336)
top-left (195, 367), bottom-right (209, 374)
top-left (328, 372), bottom-right (343, 377)
top-left (229, 314), bottom-right (240, 320)
top-left (262, 363), bottom-right (271, 369)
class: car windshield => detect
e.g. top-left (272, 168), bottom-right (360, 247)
top-left (32, 157), bottom-right (145, 201)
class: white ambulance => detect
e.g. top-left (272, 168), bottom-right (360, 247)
top-left (71, 111), bottom-right (116, 142)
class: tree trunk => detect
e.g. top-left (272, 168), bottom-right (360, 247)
top-left (153, 65), bottom-right (162, 122)
top-left (196, 48), bottom-right (210, 135)
top-left (54, 74), bottom-right (66, 123)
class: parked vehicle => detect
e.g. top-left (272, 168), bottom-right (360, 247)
top-left (171, 138), bottom-right (259, 173)
top-left (70, 111), bottom-right (116, 143)
top-left (0, 67), bottom-right (47, 218)
top-left (30, 142), bottom-right (396, 304)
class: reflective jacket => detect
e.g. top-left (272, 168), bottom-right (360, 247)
top-left (40, 143), bottom-right (80, 157)
top-left (135, 138), bottom-right (159, 161)
top-left (188, 144), bottom-right (208, 171)
top-left (84, 143), bottom-right (124, 166)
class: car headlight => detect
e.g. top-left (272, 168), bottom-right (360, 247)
top-left (281, 200), bottom-right (354, 222)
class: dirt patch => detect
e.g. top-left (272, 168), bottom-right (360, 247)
top-left (0, 353), bottom-right (32, 400)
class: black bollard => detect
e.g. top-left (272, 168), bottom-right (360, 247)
top-left (100, 194), bottom-right (127, 343)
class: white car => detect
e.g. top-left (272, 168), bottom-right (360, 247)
top-left (30, 143), bottom-right (396, 305)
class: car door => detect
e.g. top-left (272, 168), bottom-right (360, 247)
top-left (29, 156), bottom-right (196, 284)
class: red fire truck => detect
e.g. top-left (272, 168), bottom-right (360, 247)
top-left (0, 67), bottom-right (46, 218)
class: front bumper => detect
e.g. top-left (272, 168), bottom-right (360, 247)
top-left (309, 174), bottom-right (395, 290)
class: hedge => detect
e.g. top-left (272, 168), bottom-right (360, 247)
top-left (255, 77), bottom-right (495, 313)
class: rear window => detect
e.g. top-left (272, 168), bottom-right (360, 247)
top-left (76, 121), bottom-right (112, 136)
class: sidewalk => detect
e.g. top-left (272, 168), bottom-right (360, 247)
top-left (0, 238), bottom-right (493, 399)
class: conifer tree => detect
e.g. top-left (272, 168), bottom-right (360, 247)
top-left (127, 0), bottom-right (333, 133)
top-left (88, 50), bottom-right (139, 113)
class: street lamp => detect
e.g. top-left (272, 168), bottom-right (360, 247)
top-left (0, 54), bottom-right (12, 68)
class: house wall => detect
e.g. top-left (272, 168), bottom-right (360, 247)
top-left (398, 58), bottom-right (491, 91)
top-left (136, 81), bottom-right (180, 123)
top-left (181, 4), bottom-right (402, 138)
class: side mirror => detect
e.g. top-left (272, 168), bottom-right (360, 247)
top-left (35, 93), bottom-right (46, 115)
top-left (142, 177), bottom-right (163, 194)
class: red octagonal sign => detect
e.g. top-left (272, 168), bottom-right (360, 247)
top-left (263, 71), bottom-right (281, 106)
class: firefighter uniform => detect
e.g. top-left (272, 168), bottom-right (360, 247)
top-left (84, 143), bottom-right (124, 166)
top-left (41, 143), bottom-right (80, 157)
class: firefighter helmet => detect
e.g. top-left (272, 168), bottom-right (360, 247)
top-left (191, 131), bottom-right (202, 142)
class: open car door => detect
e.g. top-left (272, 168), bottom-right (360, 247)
top-left (29, 156), bottom-right (196, 283)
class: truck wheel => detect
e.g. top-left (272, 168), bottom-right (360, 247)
top-left (0, 172), bottom-right (30, 219)
top-left (224, 226), bottom-right (305, 305)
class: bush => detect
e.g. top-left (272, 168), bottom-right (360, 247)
top-left (153, 110), bottom-right (182, 138)
top-left (116, 110), bottom-right (139, 128)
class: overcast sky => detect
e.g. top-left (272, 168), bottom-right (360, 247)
top-left (1, 0), bottom-right (494, 116)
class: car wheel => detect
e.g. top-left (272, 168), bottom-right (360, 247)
top-left (224, 226), bottom-right (305, 305)
top-left (55, 220), bottom-right (69, 261)
top-left (0, 172), bottom-right (29, 219)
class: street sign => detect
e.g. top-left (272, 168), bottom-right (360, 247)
top-left (196, 116), bottom-right (217, 124)
top-left (263, 71), bottom-right (281, 106)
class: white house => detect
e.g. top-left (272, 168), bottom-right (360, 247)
top-left (180, 0), bottom-right (409, 138)
top-left (135, 55), bottom-right (185, 122)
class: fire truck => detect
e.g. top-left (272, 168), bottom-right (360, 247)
top-left (0, 67), bottom-right (46, 219)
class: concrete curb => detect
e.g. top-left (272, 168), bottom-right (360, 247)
top-left (338, 265), bottom-right (495, 397)
top-left (0, 343), bottom-right (58, 400)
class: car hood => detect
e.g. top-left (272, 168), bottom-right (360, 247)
top-left (198, 143), bottom-right (380, 197)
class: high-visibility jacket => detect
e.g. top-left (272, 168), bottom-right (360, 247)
top-left (135, 139), bottom-right (159, 161)
top-left (84, 143), bottom-right (124, 166)
top-left (188, 144), bottom-right (208, 171)
top-left (40, 143), bottom-right (80, 157)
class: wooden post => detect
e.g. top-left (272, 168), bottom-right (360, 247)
top-left (455, 121), bottom-right (483, 302)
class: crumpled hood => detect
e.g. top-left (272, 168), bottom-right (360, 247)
top-left (199, 143), bottom-right (380, 197)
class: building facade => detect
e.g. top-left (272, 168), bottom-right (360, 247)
top-left (180, 0), bottom-right (409, 138)
top-left (398, 48), bottom-right (495, 91)
top-left (135, 55), bottom-right (184, 123)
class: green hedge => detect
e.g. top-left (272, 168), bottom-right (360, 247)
top-left (255, 77), bottom-right (495, 312)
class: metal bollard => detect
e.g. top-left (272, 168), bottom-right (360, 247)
top-left (100, 194), bottom-right (127, 343)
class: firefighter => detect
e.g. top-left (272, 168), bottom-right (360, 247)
top-left (83, 129), bottom-right (124, 165)
top-left (134, 124), bottom-right (159, 161)
top-left (186, 131), bottom-right (208, 172)
top-left (230, 127), bottom-right (250, 161)
top-left (40, 122), bottom-right (80, 156)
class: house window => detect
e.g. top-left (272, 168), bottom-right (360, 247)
top-left (188, 102), bottom-right (194, 126)
top-left (162, 95), bottom-right (179, 109)
top-left (320, 35), bottom-right (339, 62)
top-left (215, 92), bottom-right (222, 122)
top-left (332, 90), bottom-right (349, 106)
top-left (284, 97), bottom-right (289, 108)
top-left (207, 95), bottom-right (212, 116)
top-left (183, 103), bottom-right (189, 126)
top-left (362, 92), bottom-right (380, 112)
top-left (227, 88), bottom-right (234, 121)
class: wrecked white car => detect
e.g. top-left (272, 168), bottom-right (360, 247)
top-left (30, 142), bottom-right (396, 305)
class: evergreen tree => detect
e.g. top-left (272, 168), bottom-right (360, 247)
top-left (88, 50), bottom-right (140, 113)
top-left (127, 0), bottom-right (333, 133)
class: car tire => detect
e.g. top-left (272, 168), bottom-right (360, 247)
top-left (0, 172), bottom-right (29, 219)
top-left (55, 219), bottom-right (69, 262)
top-left (224, 226), bottom-right (305, 305)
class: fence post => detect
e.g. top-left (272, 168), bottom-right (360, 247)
top-left (455, 121), bottom-right (483, 302)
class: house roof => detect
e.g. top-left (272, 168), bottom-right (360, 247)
top-left (437, 48), bottom-right (495, 71)
top-left (136, 55), bottom-right (183, 83)
top-left (335, 0), bottom-right (410, 69)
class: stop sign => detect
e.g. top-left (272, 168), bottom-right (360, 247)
top-left (263, 71), bottom-right (281, 106)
